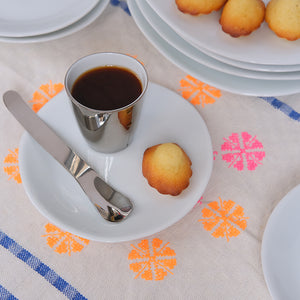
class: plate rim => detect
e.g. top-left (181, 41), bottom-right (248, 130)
top-left (0, 0), bottom-right (109, 43)
top-left (0, 0), bottom-right (99, 37)
top-left (261, 183), bottom-right (300, 299)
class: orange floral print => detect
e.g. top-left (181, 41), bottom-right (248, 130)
top-left (127, 54), bottom-right (144, 65)
top-left (3, 148), bottom-right (21, 183)
top-left (29, 91), bottom-right (48, 113)
top-left (179, 75), bottom-right (221, 107)
top-left (198, 197), bottom-right (248, 241)
top-left (128, 238), bottom-right (176, 281)
top-left (42, 223), bottom-right (89, 256)
top-left (3, 82), bottom-right (64, 182)
top-left (39, 81), bottom-right (64, 98)
top-left (29, 81), bottom-right (63, 112)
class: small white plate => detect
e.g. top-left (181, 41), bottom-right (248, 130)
top-left (0, 0), bottom-right (99, 37)
top-left (128, 0), bottom-right (300, 96)
top-left (262, 184), bottom-right (300, 300)
top-left (0, 0), bottom-right (109, 43)
top-left (18, 83), bottom-right (213, 242)
top-left (146, 0), bottom-right (300, 66)
top-left (136, 0), bottom-right (300, 80)
top-left (196, 44), bottom-right (300, 73)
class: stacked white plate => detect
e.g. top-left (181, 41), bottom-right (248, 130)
top-left (127, 0), bottom-right (300, 96)
top-left (0, 0), bottom-right (109, 43)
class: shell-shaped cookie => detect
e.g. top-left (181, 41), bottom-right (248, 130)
top-left (265, 0), bottom-right (300, 41)
top-left (175, 0), bottom-right (227, 15)
top-left (219, 0), bottom-right (265, 37)
top-left (142, 143), bottom-right (192, 196)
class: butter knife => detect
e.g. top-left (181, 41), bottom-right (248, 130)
top-left (3, 90), bottom-right (133, 222)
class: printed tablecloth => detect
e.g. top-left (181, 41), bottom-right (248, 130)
top-left (1, 2), bottom-right (300, 299)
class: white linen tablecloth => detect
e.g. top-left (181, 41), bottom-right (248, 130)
top-left (1, 2), bottom-right (300, 299)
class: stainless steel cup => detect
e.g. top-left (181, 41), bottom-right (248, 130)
top-left (64, 52), bottom-right (148, 153)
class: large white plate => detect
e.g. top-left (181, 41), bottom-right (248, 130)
top-left (0, 0), bottom-right (109, 43)
top-left (136, 0), bottom-right (300, 80)
top-left (0, 0), bottom-right (99, 37)
top-left (262, 184), bottom-right (300, 300)
top-left (146, 0), bottom-right (300, 65)
top-left (196, 44), bottom-right (300, 73)
top-left (18, 83), bottom-right (213, 242)
top-left (128, 0), bottom-right (300, 96)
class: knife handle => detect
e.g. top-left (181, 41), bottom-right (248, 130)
top-left (3, 90), bottom-right (133, 222)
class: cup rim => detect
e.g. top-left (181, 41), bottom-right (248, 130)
top-left (64, 52), bottom-right (149, 113)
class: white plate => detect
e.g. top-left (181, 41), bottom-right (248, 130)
top-left (136, 0), bottom-right (300, 80)
top-left (0, 0), bottom-right (99, 37)
top-left (262, 184), bottom-right (300, 300)
top-left (146, 0), bottom-right (300, 66)
top-left (18, 83), bottom-right (213, 242)
top-left (0, 0), bottom-right (109, 43)
top-left (128, 0), bottom-right (300, 96)
top-left (196, 44), bottom-right (300, 73)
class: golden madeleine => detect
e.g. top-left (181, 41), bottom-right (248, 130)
top-left (142, 143), bottom-right (192, 196)
top-left (175, 0), bottom-right (227, 15)
top-left (219, 0), bottom-right (265, 37)
top-left (265, 0), bottom-right (300, 41)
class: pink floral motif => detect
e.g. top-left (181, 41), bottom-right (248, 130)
top-left (213, 151), bottom-right (218, 160)
top-left (193, 196), bottom-right (203, 208)
top-left (221, 132), bottom-right (265, 171)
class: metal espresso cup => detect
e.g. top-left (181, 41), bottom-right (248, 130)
top-left (65, 52), bottom-right (148, 153)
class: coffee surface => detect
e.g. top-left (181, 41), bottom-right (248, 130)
top-left (71, 66), bottom-right (142, 110)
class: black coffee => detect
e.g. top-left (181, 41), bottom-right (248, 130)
top-left (71, 66), bottom-right (142, 110)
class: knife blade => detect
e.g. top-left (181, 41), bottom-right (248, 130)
top-left (3, 90), bottom-right (133, 222)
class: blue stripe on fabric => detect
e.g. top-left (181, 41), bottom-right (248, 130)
top-left (260, 97), bottom-right (300, 122)
top-left (0, 231), bottom-right (87, 300)
top-left (0, 284), bottom-right (18, 300)
top-left (110, 0), bottom-right (131, 15)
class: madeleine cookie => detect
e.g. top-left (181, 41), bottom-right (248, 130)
top-left (175, 0), bottom-right (227, 15)
top-left (265, 0), bottom-right (300, 41)
top-left (142, 143), bottom-right (192, 196)
top-left (219, 0), bottom-right (265, 37)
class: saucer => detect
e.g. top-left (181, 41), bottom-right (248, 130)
top-left (18, 83), bottom-right (213, 242)
top-left (262, 184), bottom-right (300, 299)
